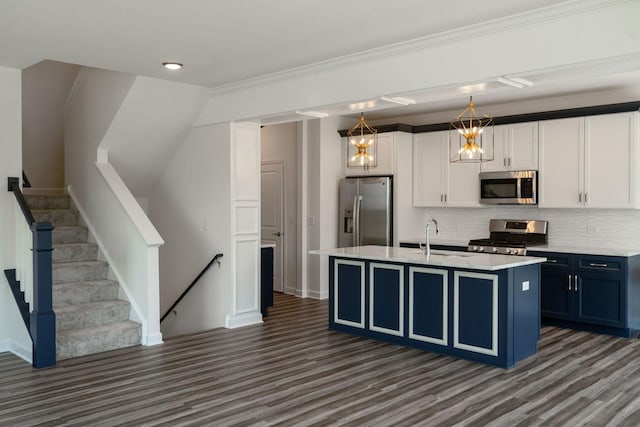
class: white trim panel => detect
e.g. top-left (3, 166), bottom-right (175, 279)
top-left (408, 266), bottom-right (448, 346)
top-left (369, 262), bottom-right (404, 337)
top-left (453, 271), bottom-right (499, 357)
top-left (334, 259), bottom-right (365, 329)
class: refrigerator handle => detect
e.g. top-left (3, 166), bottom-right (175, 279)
top-left (353, 195), bottom-right (363, 246)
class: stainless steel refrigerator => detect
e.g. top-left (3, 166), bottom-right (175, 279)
top-left (339, 176), bottom-right (392, 247)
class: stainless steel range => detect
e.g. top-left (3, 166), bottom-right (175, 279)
top-left (468, 219), bottom-right (548, 256)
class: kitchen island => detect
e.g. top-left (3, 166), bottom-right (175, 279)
top-left (311, 246), bottom-right (546, 369)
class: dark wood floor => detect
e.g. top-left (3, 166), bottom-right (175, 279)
top-left (2, 294), bottom-right (640, 426)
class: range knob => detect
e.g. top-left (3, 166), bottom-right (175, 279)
top-left (492, 247), bottom-right (498, 253)
top-left (505, 248), bottom-right (512, 255)
top-left (471, 245), bottom-right (478, 251)
top-left (478, 247), bottom-right (485, 252)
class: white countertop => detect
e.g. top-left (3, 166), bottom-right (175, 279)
top-left (310, 245), bottom-right (546, 271)
top-left (401, 238), bottom-right (640, 257)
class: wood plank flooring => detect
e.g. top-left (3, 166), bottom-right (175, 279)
top-left (3, 293), bottom-right (640, 426)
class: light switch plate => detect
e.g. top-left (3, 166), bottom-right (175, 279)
top-left (522, 281), bottom-right (529, 291)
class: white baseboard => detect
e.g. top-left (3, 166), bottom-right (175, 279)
top-left (225, 311), bottom-right (263, 329)
top-left (0, 339), bottom-right (32, 364)
top-left (143, 332), bottom-right (164, 346)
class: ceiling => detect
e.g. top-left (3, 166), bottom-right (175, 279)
top-left (3, 0), bottom-right (639, 121)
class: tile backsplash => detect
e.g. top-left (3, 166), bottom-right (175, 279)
top-left (420, 207), bottom-right (640, 250)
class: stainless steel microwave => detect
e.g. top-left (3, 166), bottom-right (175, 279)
top-left (479, 170), bottom-right (537, 205)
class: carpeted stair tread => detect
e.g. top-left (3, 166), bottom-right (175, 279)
top-left (56, 321), bottom-right (142, 360)
top-left (52, 226), bottom-right (88, 244)
top-left (24, 195), bottom-right (70, 210)
top-left (52, 242), bottom-right (99, 263)
top-left (53, 260), bottom-right (109, 284)
top-left (32, 209), bottom-right (78, 226)
top-left (53, 280), bottom-right (120, 306)
top-left (55, 299), bottom-right (132, 331)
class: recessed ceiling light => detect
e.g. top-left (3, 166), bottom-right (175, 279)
top-left (162, 62), bottom-right (183, 70)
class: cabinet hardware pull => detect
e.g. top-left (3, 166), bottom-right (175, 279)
top-left (579, 193), bottom-right (582, 203)
top-left (440, 194), bottom-right (443, 202)
top-left (508, 157), bottom-right (511, 167)
top-left (568, 275), bottom-right (572, 291)
top-left (444, 194), bottom-right (447, 203)
top-left (585, 193), bottom-right (588, 203)
top-left (503, 158), bottom-right (507, 167)
top-left (574, 275), bottom-right (579, 291)
top-left (589, 262), bottom-right (608, 268)
top-left (547, 259), bottom-right (558, 263)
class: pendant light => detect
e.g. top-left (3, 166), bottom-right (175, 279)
top-left (347, 113), bottom-right (378, 170)
top-left (449, 96), bottom-right (494, 163)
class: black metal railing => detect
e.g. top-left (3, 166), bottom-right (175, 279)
top-left (160, 253), bottom-right (223, 323)
top-left (5, 177), bottom-right (56, 368)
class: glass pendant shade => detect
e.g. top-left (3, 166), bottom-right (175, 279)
top-left (347, 113), bottom-right (378, 169)
top-left (449, 96), bottom-right (494, 163)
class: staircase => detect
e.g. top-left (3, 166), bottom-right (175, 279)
top-left (26, 194), bottom-right (142, 360)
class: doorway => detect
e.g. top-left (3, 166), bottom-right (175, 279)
top-left (261, 162), bottom-right (285, 293)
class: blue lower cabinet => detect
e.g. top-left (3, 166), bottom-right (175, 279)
top-left (332, 258), bottom-right (366, 329)
top-left (409, 267), bottom-right (448, 346)
top-left (454, 271), bottom-right (498, 357)
top-left (369, 263), bottom-right (404, 336)
top-left (533, 251), bottom-right (635, 336)
top-left (329, 257), bottom-right (541, 369)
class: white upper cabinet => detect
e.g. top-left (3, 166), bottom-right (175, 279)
top-left (413, 131), bottom-right (480, 207)
top-left (481, 122), bottom-right (538, 172)
top-left (539, 112), bottom-right (638, 209)
top-left (413, 131), bottom-right (447, 206)
top-left (585, 112), bottom-right (638, 209)
top-left (345, 132), bottom-right (395, 176)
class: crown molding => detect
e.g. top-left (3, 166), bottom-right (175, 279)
top-left (207, 0), bottom-right (628, 97)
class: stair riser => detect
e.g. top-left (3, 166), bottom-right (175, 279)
top-left (33, 210), bottom-right (78, 226)
top-left (56, 302), bottom-right (131, 331)
top-left (53, 263), bottom-right (108, 284)
top-left (53, 282), bottom-right (119, 306)
top-left (53, 244), bottom-right (98, 263)
top-left (57, 322), bottom-right (141, 360)
top-left (25, 196), bottom-right (70, 210)
top-left (53, 227), bottom-right (88, 244)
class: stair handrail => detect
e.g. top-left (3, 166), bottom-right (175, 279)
top-left (9, 177), bottom-right (35, 225)
top-left (6, 177), bottom-right (56, 368)
top-left (161, 253), bottom-right (223, 323)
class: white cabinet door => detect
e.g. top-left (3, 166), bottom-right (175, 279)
top-left (585, 112), bottom-right (637, 208)
top-left (480, 125), bottom-right (507, 172)
top-left (481, 123), bottom-right (538, 172)
top-left (539, 117), bottom-right (585, 208)
top-left (413, 131), bottom-right (447, 207)
top-left (345, 133), bottom-right (395, 176)
top-left (448, 160), bottom-right (481, 207)
top-left (509, 122), bottom-right (539, 170)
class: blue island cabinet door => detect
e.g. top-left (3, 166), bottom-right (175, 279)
top-left (333, 259), bottom-right (366, 328)
top-left (454, 271), bottom-right (499, 357)
top-left (408, 267), bottom-right (448, 346)
top-left (369, 263), bottom-right (404, 336)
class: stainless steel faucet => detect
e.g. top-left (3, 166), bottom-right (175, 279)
top-left (424, 218), bottom-right (439, 256)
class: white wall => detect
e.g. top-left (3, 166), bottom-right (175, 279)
top-left (22, 60), bottom-right (79, 189)
top-left (101, 76), bottom-right (209, 197)
top-left (0, 66), bottom-right (32, 360)
top-left (150, 123), bottom-right (232, 337)
top-left (303, 116), bottom-right (352, 299)
top-left (260, 122), bottom-right (298, 294)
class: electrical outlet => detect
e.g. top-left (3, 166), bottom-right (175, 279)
top-left (522, 281), bottom-right (529, 291)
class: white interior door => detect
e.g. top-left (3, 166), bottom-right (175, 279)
top-left (261, 162), bottom-right (284, 292)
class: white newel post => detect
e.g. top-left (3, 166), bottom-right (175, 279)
top-left (225, 122), bottom-right (263, 328)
